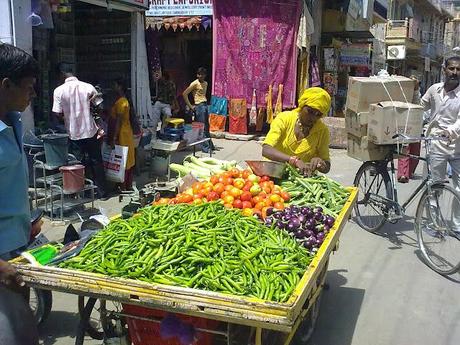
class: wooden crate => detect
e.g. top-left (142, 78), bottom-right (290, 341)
top-left (15, 188), bottom-right (357, 333)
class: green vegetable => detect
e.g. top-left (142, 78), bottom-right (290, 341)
top-left (281, 165), bottom-right (350, 217)
top-left (59, 203), bottom-right (311, 303)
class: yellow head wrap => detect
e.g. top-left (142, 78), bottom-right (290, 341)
top-left (297, 87), bottom-right (331, 116)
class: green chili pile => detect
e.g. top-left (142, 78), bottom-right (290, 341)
top-left (281, 165), bottom-right (350, 217)
top-left (59, 202), bottom-right (311, 303)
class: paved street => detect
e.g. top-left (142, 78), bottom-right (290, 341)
top-left (37, 138), bottom-right (460, 345)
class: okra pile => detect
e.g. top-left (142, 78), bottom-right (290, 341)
top-left (281, 165), bottom-right (350, 217)
top-left (60, 203), bottom-right (312, 303)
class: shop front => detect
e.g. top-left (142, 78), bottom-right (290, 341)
top-left (145, 0), bottom-right (213, 113)
top-left (31, 0), bottom-right (150, 130)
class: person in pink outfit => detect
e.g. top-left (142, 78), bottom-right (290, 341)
top-left (397, 76), bottom-right (422, 183)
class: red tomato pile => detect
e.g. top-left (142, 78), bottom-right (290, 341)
top-left (154, 168), bottom-right (290, 218)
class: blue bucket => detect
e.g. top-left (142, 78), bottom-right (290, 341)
top-left (41, 134), bottom-right (69, 168)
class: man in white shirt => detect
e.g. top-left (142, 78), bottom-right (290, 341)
top-left (422, 56), bottom-right (460, 233)
top-left (52, 63), bottom-right (108, 199)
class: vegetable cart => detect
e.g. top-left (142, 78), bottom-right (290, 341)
top-left (14, 188), bottom-right (357, 345)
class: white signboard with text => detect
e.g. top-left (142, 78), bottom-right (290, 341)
top-left (147, 0), bottom-right (213, 16)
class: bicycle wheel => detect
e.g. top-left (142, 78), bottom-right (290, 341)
top-left (353, 161), bottom-right (392, 233)
top-left (415, 183), bottom-right (460, 275)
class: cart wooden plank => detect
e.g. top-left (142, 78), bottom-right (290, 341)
top-left (15, 188), bottom-right (357, 332)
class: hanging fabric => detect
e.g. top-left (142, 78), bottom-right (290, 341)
top-left (212, 0), bottom-right (301, 108)
top-left (229, 99), bottom-right (248, 135)
top-left (274, 84), bottom-right (283, 119)
top-left (266, 84), bottom-right (273, 124)
top-left (256, 108), bottom-right (266, 132)
top-left (249, 89), bottom-right (257, 126)
top-left (309, 54), bottom-right (321, 87)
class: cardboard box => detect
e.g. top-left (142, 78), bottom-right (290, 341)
top-left (345, 109), bottom-right (368, 137)
top-left (367, 101), bottom-right (424, 145)
top-left (347, 134), bottom-right (393, 162)
top-left (346, 76), bottom-right (415, 113)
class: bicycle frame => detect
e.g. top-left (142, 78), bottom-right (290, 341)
top-left (365, 134), bottom-right (443, 220)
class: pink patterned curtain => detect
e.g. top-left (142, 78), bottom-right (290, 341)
top-left (212, 0), bottom-right (301, 109)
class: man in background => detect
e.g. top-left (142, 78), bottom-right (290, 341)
top-left (151, 71), bottom-right (178, 136)
top-left (52, 63), bottom-right (108, 199)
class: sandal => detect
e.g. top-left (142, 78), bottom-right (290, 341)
top-left (398, 176), bottom-right (409, 183)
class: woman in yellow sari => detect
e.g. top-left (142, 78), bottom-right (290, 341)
top-left (262, 87), bottom-right (331, 176)
top-left (110, 78), bottom-right (135, 190)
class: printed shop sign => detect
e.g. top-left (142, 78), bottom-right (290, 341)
top-left (147, 0), bottom-right (213, 16)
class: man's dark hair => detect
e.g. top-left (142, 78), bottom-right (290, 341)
top-left (57, 62), bottom-right (75, 75)
top-left (114, 77), bottom-right (129, 95)
top-left (0, 43), bottom-right (39, 82)
top-left (197, 67), bottom-right (207, 76)
top-left (444, 56), bottom-right (460, 67)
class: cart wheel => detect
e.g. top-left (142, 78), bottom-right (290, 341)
top-left (291, 292), bottom-right (322, 344)
top-left (29, 288), bottom-right (52, 326)
top-left (77, 296), bottom-right (106, 340)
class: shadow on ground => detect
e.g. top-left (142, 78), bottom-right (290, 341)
top-left (305, 269), bottom-right (365, 345)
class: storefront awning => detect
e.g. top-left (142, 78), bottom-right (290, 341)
top-left (145, 16), bottom-right (212, 31)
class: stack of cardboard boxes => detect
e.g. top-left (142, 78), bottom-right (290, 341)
top-left (345, 76), bottom-right (424, 161)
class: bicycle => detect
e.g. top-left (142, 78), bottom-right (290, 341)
top-left (353, 127), bottom-right (460, 275)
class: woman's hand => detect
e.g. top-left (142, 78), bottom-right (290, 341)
top-left (295, 160), bottom-right (314, 177)
top-left (310, 157), bottom-right (326, 172)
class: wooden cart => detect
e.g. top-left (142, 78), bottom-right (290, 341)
top-left (15, 188), bottom-right (357, 345)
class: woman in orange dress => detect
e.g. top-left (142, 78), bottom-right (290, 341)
top-left (110, 78), bottom-right (135, 190)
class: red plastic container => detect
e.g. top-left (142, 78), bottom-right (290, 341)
top-left (122, 304), bottom-right (219, 345)
top-left (59, 164), bottom-right (85, 193)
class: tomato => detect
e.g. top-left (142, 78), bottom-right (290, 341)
top-left (230, 187), bottom-right (242, 198)
top-left (250, 184), bottom-right (262, 196)
top-left (193, 193), bottom-right (204, 200)
top-left (240, 191), bottom-right (252, 202)
top-left (242, 201), bottom-right (253, 209)
top-left (224, 184), bottom-right (233, 192)
top-left (258, 191), bottom-right (268, 199)
top-left (241, 208), bottom-right (253, 217)
top-left (233, 178), bottom-right (245, 189)
top-left (222, 171), bottom-right (232, 179)
top-left (213, 182), bottom-right (225, 195)
top-left (180, 194), bottom-right (193, 203)
top-left (210, 175), bottom-right (219, 185)
top-left (202, 186), bottom-right (212, 196)
top-left (252, 196), bottom-right (262, 204)
top-left (193, 199), bottom-right (203, 205)
top-left (229, 168), bottom-right (241, 178)
top-left (221, 191), bottom-right (230, 199)
top-left (281, 191), bottom-right (290, 202)
top-left (207, 191), bottom-right (220, 201)
top-left (252, 209), bottom-right (262, 218)
top-left (225, 177), bottom-right (234, 186)
top-left (233, 199), bottom-right (243, 209)
top-left (242, 169), bottom-right (252, 179)
top-left (254, 201), bottom-right (266, 210)
top-left (260, 175), bottom-right (270, 182)
top-left (264, 198), bottom-right (273, 207)
top-left (218, 175), bottom-right (226, 184)
top-left (157, 198), bottom-right (170, 205)
top-left (203, 181), bottom-right (214, 189)
top-left (222, 195), bottom-right (235, 204)
top-left (269, 194), bottom-right (282, 203)
top-left (273, 202), bottom-right (285, 210)
top-left (248, 174), bottom-right (260, 183)
top-left (223, 203), bottom-right (233, 209)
